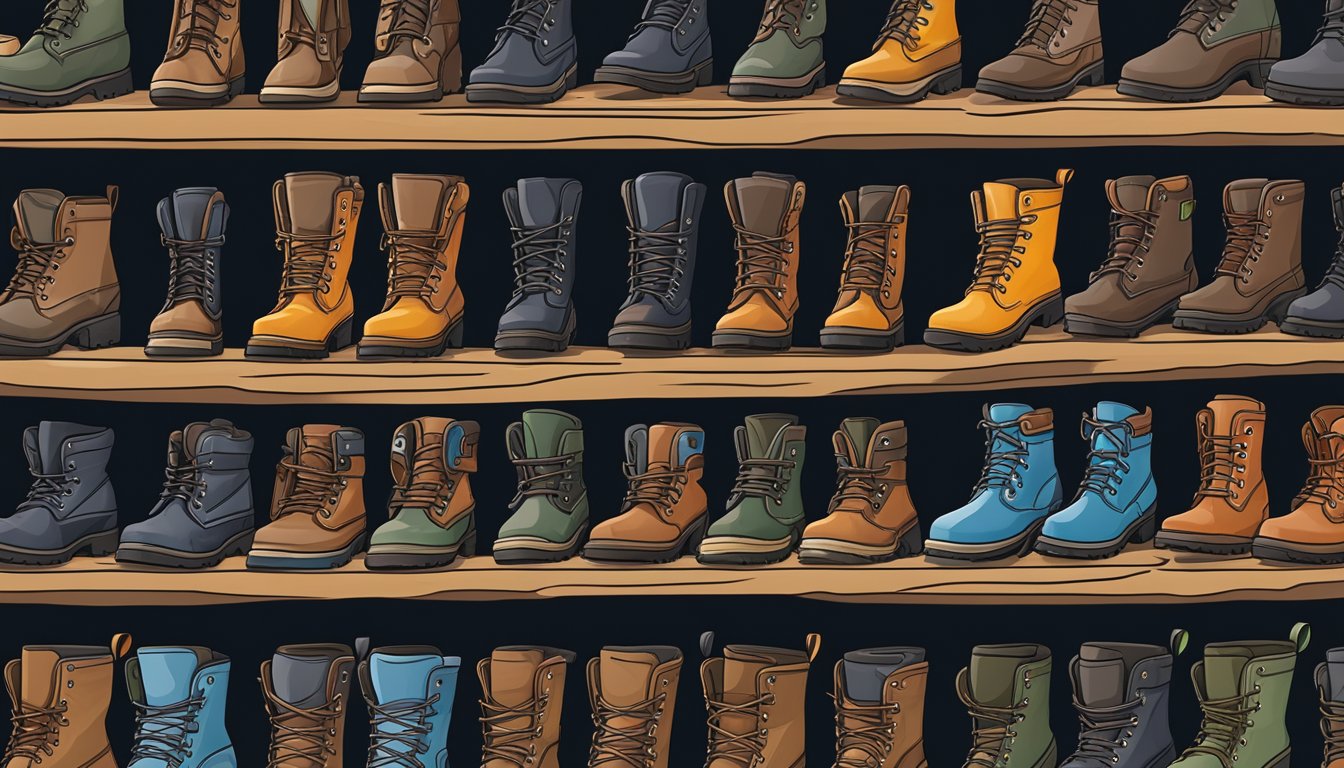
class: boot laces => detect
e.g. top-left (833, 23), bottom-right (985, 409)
top-left (162, 234), bottom-right (221, 307)
top-left (1321, 695), bottom-right (1344, 765)
top-left (275, 232), bottom-right (342, 296)
top-left (627, 225), bottom-right (690, 302)
top-left (1018, 0), bottom-right (1079, 49)
top-left (638, 0), bottom-right (695, 33)
top-left (957, 690), bottom-right (1027, 768)
top-left (1293, 432), bottom-right (1344, 517)
top-left (1194, 425), bottom-right (1248, 500)
top-left (479, 693), bottom-right (549, 768)
top-left (875, 0), bottom-right (933, 51)
top-left (831, 696), bottom-right (900, 768)
top-left (171, 0), bottom-right (236, 57)
top-left (392, 440), bottom-right (454, 511)
top-left (757, 0), bottom-right (810, 35)
top-left (3, 703), bottom-right (68, 764)
top-left (277, 454), bottom-right (345, 518)
top-left (499, 0), bottom-right (556, 41)
top-left (730, 228), bottom-right (793, 301)
top-left (382, 230), bottom-right (446, 301)
top-left (1176, 0), bottom-right (1234, 35)
top-left (730, 457), bottom-right (795, 506)
top-left (131, 695), bottom-right (206, 768)
top-left (160, 460), bottom-right (208, 507)
top-left (840, 218), bottom-right (901, 293)
top-left (1093, 207), bottom-right (1159, 283)
top-left (1183, 689), bottom-right (1256, 766)
top-left (379, 0), bottom-right (434, 47)
top-left (366, 694), bottom-right (440, 768)
top-left (21, 470), bottom-right (78, 513)
top-left (830, 458), bottom-right (886, 516)
top-left (263, 689), bottom-right (342, 768)
top-left (1065, 697), bottom-right (1143, 768)
top-left (972, 420), bottom-right (1030, 498)
top-left (4, 232), bottom-right (69, 301)
top-left (704, 691), bottom-right (772, 768)
top-left (969, 216), bottom-right (1033, 295)
top-left (589, 691), bottom-right (667, 768)
top-left (35, 0), bottom-right (87, 39)
top-left (1214, 213), bottom-right (1269, 284)
top-left (1320, 215), bottom-right (1344, 289)
top-left (510, 219), bottom-right (572, 297)
top-left (1073, 416), bottom-right (1133, 501)
top-left (1317, 4), bottom-right (1344, 42)
top-left (622, 464), bottom-right (684, 518)
top-left (510, 454), bottom-right (577, 505)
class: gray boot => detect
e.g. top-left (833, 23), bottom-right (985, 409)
top-left (1281, 184), bottom-right (1344, 338)
top-left (145, 187), bottom-right (228, 357)
top-left (594, 0), bottom-right (713, 94)
top-left (467, 0), bottom-right (577, 103)
top-left (116, 420), bottom-right (255, 569)
top-left (496, 178), bottom-right (581, 353)
top-left (1265, 1), bottom-right (1344, 105)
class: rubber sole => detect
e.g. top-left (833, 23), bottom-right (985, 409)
top-left (608, 320), bottom-right (692, 351)
top-left (246, 316), bottom-right (354, 360)
top-left (1264, 79), bottom-right (1344, 107)
top-left (976, 61), bottom-right (1105, 102)
top-left (358, 317), bottom-right (464, 359)
top-left (696, 525), bottom-right (803, 566)
top-left (466, 64), bottom-right (577, 104)
top-left (593, 58), bottom-right (712, 94)
top-left (924, 294), bottom-right (1063, 352)
top-left (925, 516), bottom-right (1050, 562)
top-left (1153, 529), bottom-right (1253, 555)
top-left (1117, 58), bottom-right (1274, 103)
top-left (365, 530), bottom-right (476, 571)
top-left (245, 532), bottom-right (367, 570)
top-left (711, 329), bottom-right (793, 351)
top-left (1064, 298), bottom-right (1181, 338)
top-left (1253, 535), bottom-right (1344, 565)
top-left (144, 335), bottom-right (224, 357)
top-left (0, 528), bottom-right (118, 566)
top-left (149, 75), bottom-right (245, 107)
top-left (258, 77), bottom-right (341, 104)
top-left (0, 312), bottom-right (121, 357)
top-left (1035, 506), bottom-right (1157, 560)
top-left (728, 65), bottom-right (826, 99)
top-left (1172, 288), bottom-right (1307, 334)
top-left (0, 67), bottom-right (132, 107)
top-left (1279, 315), bottom-right (1344, 339)
top-left (820, 321), bottom-right (904, 351)
top-left (581, 514), bottom-right (707, 564)
top-left (114, 529), bottom-right (254, 569)
top-left (493, 523), bottom-right (587, 564)
top-left (797, 523), bottom-right (923, 565)
top-left (836, 64), bottom-right (961, 104)
top-left (495, 310), bottom-right (576, 353)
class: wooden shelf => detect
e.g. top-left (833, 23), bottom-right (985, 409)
top-left (0, 84), bottom-right (1337, 151)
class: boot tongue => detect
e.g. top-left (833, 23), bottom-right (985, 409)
top-left (370, 651), bottom-right (440, 705)
top-left (1225, 180), bottom-right (1268, 216)
top-left (1091, 402), bottom-right (1138, 455)
top-left (742, 414), bottom-right (796, 458)
top-left (392, 175), bottom-right (449, 231)
top-left (1203, 646), bottom-right (1252, 700)
top-left (646, 424), bottom-right (688, 470)
top-left (856, 186), bottom-right (896, 221)
top-left (489, 648), bottom-right (545, 707)
top-left (16, 189), bottom-right (62, 243)
top-left (634, 173), bottom-right (691, 231)
top-left (731, 174), bottom-right (796, 237)
top-left (272, 648), bottom-right (341, 708)
top-left (298, 425), bottom-right (340, 470)
top-left (1311, 406), bottom-right (1344, 435)
top-left (1207, 396), bottom-right (1261, 432)
top-left (839, 418), bottom-right (879, 465)
top-left (521, 410), bottom-right (578, 458)
top-left (169, 187), bottom-right (218, 241)
top-left (19, 648), bottom-right (61, 707)
top-left (36, 421), bottom-right (68, 474)
top-left (1077, 645), bottom-right (1127, 708)
top-left (284, 173), bottom-right (343, 236)
top-left (842, 648), bottom-right (923, 704)
top-left (721, 645), bottom-right (774, 703)
top-left (988, 403), bottom-right (1032, 424)
top-left (970, 647), bottom-right (1037, 708)
top-left (1327, 648), bottom-right (1344, 702)
top-left (1110, 176), bottom-right (1156, 212)
top-left (179, 422), bottom-right (218, 463)
top-left (138, 647), bottom-right (206, 706)
top-left (598, 649), bottom-right (660, 707)
top-left (982, 182), bottom-right (1022, 221)
top-left (516, 178), bottom-right (566, 227)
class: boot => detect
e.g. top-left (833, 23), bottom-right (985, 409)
top-left (0, 187), bottom-right (121, 357)
top-left (1119, 0), bottom-right (1280, 102)
top-left (1317, 647), bottom-right (1344, 768)
top-left (728, 0), bottom-right (827, 99)
top-left (0, 0), bottom-right (132, 107)
top-left (494, 409), bottom-right (589, 563)
top-left (1037, 402), bottom-right (1158, 560)
top-left (126, 647), bottom-right (234, 768)
top-left (1253, 405), bottom-right (1344, 563)
top-left (837, 0), bottom-right (961, 103)
top-left (366, 417), bottom-right (480, 570)
top-left (1281, 184), bottom-right (1344, 338)
top-left (0, 422), bottom-right (118, 566)
top-left (245, 425), bottom-right (366, 570)
top-left (595, 0), bottom-right (713, 94)
top-left (957, 645), bottom-right (1057, 768)
top-left (359, 646), bottom-right (460, 768)
top-left (820, 185), bottom-right (910, 350)
top-left (977, 0), bottom-right (1104, 101)
top-left (701, 633), bottom-right (820, 768)
top-left (586, 646), bottom-right (683, 768)
top-left (712, 173), bottom-right (805, 351)
top-left (478, 646), bottom-right (575, 768)
top-left (115, 420), bottom-right (255, 569)
top-left (495, 178), bottom-right (581, 353)
top-left (609, 172), bottom-right (706, 351)
top-left (1155, 395), bottom-right (1268, 555)
top-left (260, 643), bottom-right (355, 768)
top-left (1064, 175), bottom-right (1199, 338)
top-left (697, 414), bottom-right (806, 565)
top-left (1173, 179), bottom-right (1306, 334)
top-left (358, 174), bottom-right (468, 359)
top-left (831, 647), bottom-right (928, 768)
top-left (145, 187), bottom-right (228, 357)
top-left (1266, 1), bottom-right (1344, 105)
top-left (150, 0), bottom-right (245, 107)
top-left (246, 173), bottom-right (363, 359)
top-left (1170, 624), bottom-right (1309, 768)
top-left (799, 418), bottom-right (923, 564)
top-left (467, 0), bottom-right (577, 104)
top-left (260, 0), bottom-right (351, 104)
top-left (583, 423), bottom-right (708, 563)
top-left (359, 0), bottom-right (462, 103)
top-left (926, 170), bottom-right (1072, 351)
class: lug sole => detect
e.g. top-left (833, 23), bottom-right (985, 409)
top-left (245, 533), bottom-right (367, 571)
top-left (924, 294), bottom-right (1063, 352)
top-left (1117, 58), bottom-right (1274, 103)
top-left (0, 67), bottom-right (133, 107)
top-left (1252, 535), bottom-right (1344, 565)
top-left (728, 65), bottom-right (826, 99)
top-left (495, 311), bottom-right (576, 353)
top-left (365, 530), bottom-right (477, 571)
top-left (1264, 80), bottom-right (1344, 107)
top-left (1035, 506), bottom-right (1157, 560)
top-left (711, 330), bottom-right (793, 351)
top-left (820, 321), bottom-right (904, 351)
top-left (149, 75), bottom-right (245, 107)
top-left (582, 514), bottom-right (707, 564)
top-left (608, 321), bottom-right (692, 351)
top-left (798, 523), bottom-right (923, 565)
top-left (258, 76), bottom-right (341, 104)
top-left (975, 60), bottom-right (1105, 102)
top-left (0, 528), bottom-right (119, 566)
top-left (493, 523), bottom-right (587, 564)
top-left (593, 58), bottom-right (713, 94)
top-left (114, 529), bottom-right (255, 569)
top-left (1153, 530), bottom-right (1253, 555)
top-left (1172, 287), bottom-right (1307, 334)
top-left (246, 316), bottom-right (354, 360)
top-left (466, 64), bottom-right (577, 104)
top-left (925, 516), bottom-right (1049, 562)
top-left (358, 317), bottom-right (464, 359)
top-left (696, 526), bottom-right (802, 566)
top-left (0, 312), bottom-right (121, 357)
top-left (1279, 316), bottom-right (1344, 339)
top-left (836, 64), bottom-right (962, 104)
top-left (1064, 298), bottom-right (1181, 338)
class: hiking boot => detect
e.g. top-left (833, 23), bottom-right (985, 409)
top-left (596, 0), bottom-right (713, 94)
top-left (1065, 175), bottom-right (1198, 337)
top-left (697, 414), bottom-right (806, 565)
top-left (494, 410), bottom-right (589, 563)
top-left (583, 423), bottom-right (708, 563)
top-left (1118, 0), bottom-right (1281, 102)
top-left (478, 646), bottom-right (575, 768)
top-left (1037, 402), bottom-right (1158, 559)
top-left (0, 0), bottom-right (132, 107)
top-left (609, 172), bottom-right (705, 351)
top-left (359, 174), bottom-right (468, 359)
top-left (151, 0), bottom-right (245, 106)
top-left (260, 0), bottom-right (350, 104)
top-left (495, 178), bottom-right (581, 353)
top-left (126, 646), bottom-right (234, 768)
top-left (712, 173), bottom-right (806, 351)
top-left (927, 404), bottom-right (1062, 561)
top-left (145, 187), bottom-right (228, 357)
top-left (115, 420), bottom-right (255, 569)
top-left (837, 0), bottom-right (961, 103)
top-left (246, 173), bottom-right (363, 359)
top-left (260, 643), bottom-right (355, 768)
top-left (821, 185), bottom-right (910, 351)
top-left (831, 647), bottom-right (928, 768)
top-left (1281, 184), bottom-right (1344, 338)
top-left (0, 187), bottom-right (122, 358)
top-left (1155, 395), bottom-right (1268, 555)
top-left (702, 633), bottom-right (821, 768)
top-left (0, 422), bottom-right (118, 565)
top-left (799, 418), bottom-right (923, 564)
top-left (925, 171), bottom-right (1073, 351)
top-left (359, 646), bottom-right (460, 768)
top-left (977, 0), bottom-right (1104, 101)
top-left (956, 645), bottom-right (1057, 768)
top-left (1317, 647), bottom-right (1344, 768)
top-left (586, 646), bottom-right (683, 768)
top-left (366, 417), bottom-right (480, 570)
top-left (1265, 1), bottom-right (1344, 105)
top-left (1252, 405), bottom-right (1344, 564)
top-left (245, 425), bottom-right (367, 570)
top-left (468, 0), bottom-right (577, 104)
top-left (359, 0), bottom-right (463, 103)
top-left (1173, 179), bottom-right (1306, 334)
top-left (729, 0), bottom-right (827, 98)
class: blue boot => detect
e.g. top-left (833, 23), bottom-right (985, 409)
top-left (127, 646), bottom-right (236, 768)
top-left (359, 646), bottom-right (460, 768)
top-left (594, 0), bottom-right (713, 94)
top-left (467, 0), bottom-right (577, 104)
top-left (926, 404), bottom-right (1062, 561)
top-left (1038, 402), bottom-right (1158, 559)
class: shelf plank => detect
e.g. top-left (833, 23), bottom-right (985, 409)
top-left (0, 85), bottom-right (1336, 151)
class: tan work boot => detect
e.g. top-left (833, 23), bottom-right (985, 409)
top-left (260, 643), bottom-right (355, 768)
top-left (713, 172), bottom-right (806, 351)
top-left (702, 633), bottom-right (821, 768)
top-left (479, 646), bottom-right (576, 768)
top-left (260, 0), bottom-right (351, 104)
top-left (586, 646), bottom-right (683, 768)
top-left (821, 185), bottom-right (910, 351)
top-left (1253, 406), bottom-right (1344, 564)
top-left (359, 0), bottom-right (462, 103)
top-left (976, 0), bottom-right (1104, 101)
top-left (151, 0), bottom-right (246, 106)
top-left (832, 647), bottom-right (928, 768)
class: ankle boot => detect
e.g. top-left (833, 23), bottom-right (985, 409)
top-left (838, 0), bottom-right (961, 103)
top-left (126, 647), bottom-right (234, 768)
top-left (586, 646), bottom-right (683, 768)
top-left (1120, 0), bottom-right (1280, 102)
top-left (0, 187), bottom-right (121, 357)
top-left (702, 633), bottom-right (820, 768)
top-left (359, 646), bottom-right (460, 768)
top-left (1266, 1), bottom-right (1344, 105)
top-left (729, 0), bottom-right (827, 98)
top-left (698, 414), bottom-right (806, 565)
top-left (0, 422), bottom-right (118, 565)
top-left (1281, 184), bottom-right (1344, 338)
top-left (1155, 395), bottom-right (1268, 555)
top-left (957, 645), bottom-right (1057, 768)
top-left (468, 0), bottom-right (578, 104)
top-left (713, 173), bottom-right (806, 351)
top-left (496, 178), bottom-right (581, 353)
top-left (1061, 637), bottom-right (1183, 768)
top-left (1318, 647), bottom-right (1344, 768)
top-left (799, 418), bottom-right (922, 564)
top-left (359, 174), bottom-right (468, 359)
top-left (1253, 405), bottom-right (1344, 563)
top-left (146, 187), bottom-right (228, 357)
top-left (366, 417), bottom-right (480, 570)
top-left (247, 173), bottom-right (363, 359)
top-left (977, 0), bottom-right (1104, 101)
top-left (583, 423), bottom-right (708, 563)
top-left (478, 646), bottom-right (575, 768)
top-left (821, 185), bottom-right (909, 350)
top-left (596, 0), bottom-right (713, 94)
top-left (832, 647), bottom-right (927, 768)
top-left (260, 644), bottom-right (355, 768)
top-left (0, 0), bottom-right (132, 107)
top-left (260, 0), bottom-right (350, 103)
top-left (495, 409), bottom-right (589, 563)
top-left (151, 0), bottom-right (245, 106)
top-left (115, 419), bottom-right (255, 568)
top-left (359, 0), bottom-right (462, 102)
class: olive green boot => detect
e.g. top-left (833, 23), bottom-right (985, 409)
top-left (0, 0), bottom-right (132, 107)
top-left (697, 413), bottom-right (806, 565)
top-left (956, 644), bottom-right (1057, 768)
top-left (729, 0), bottom-right (827, 98)
top-left (494, 409), bottom-right (589, 564)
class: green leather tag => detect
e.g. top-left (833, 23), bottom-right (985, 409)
top-left (1180, 200), bottom-right (1196, 221)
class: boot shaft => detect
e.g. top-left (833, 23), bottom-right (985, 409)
top-left (1010, 0), bottom-right (1099, 55)
top-left (26, 0), bottom-right (128, 55)
top-left (1318, 647), bottom-right (1344, 768)
top-left (19, 421), bottom-right (116, 521)
top-left (3, 636), bottom-right (129, 768)
top-left (728, 414), bottom-right (806, 523)
top-left (620, 172), bottom-right (705, 314)
top-left (1291, 406), bottom-right (1344, 516)
top-left (971, 404), bottom-right (1058, 512)
top-left (835, 185), bottom-right (909, 315)
top-left (586, 646), bottom-right (683, 768)
top-left (957, 644), bottom-right (1054, 768)
top-left (504, 177), bottom-right (582, 308)
top-left (969, 170), bottom-right (1072, 306)
top-left (1179, 0), bottom-right (1280, 44)
top-left (700, 633), bottom-right (820, 768)
top-left (359, 645), bottom-right (460, 768)
top-left (6, 187), bottom-right (119, 312)
top-left (261, 643), bottom-right (354, 768)
top-left (621, 423), bottom-right (705, 526)
top-left (873, 0), bottom-right (958, 53)
top-left (752, 0), bottom-right (826, 45)
top-left (156, 187), bottom-right (228, 321)
top-left (276, 0), bottom-right (351, 62)
top-left (833, 647), bottom-right (927, 768)
top-left (378, 174), bottom-right (468, 313)
top-left (1216, 179), bottom-right (1304, 293)
top-left (389, 417), bottom-right (479, 525)
top-left (1193, 395), bottom-right (1266, 512)
top-left (269, 424), bottom-right (365, 527)
top-left (724, 173), bottom-right (806, 316)
top-left (1102, 175), bottom-right (1195, 293)
top-left (829, 418), bottom-right (913, 522)
top-left (126, 646), bottom-right (232, 768)
top-left (1073, 402), bottom-right (1153, 512)
top-left (1064, 636), bottom-right (1183, 768)
top-left (271, 172), bottom-right (363, 313)
top-left (372, 0), bottom-right (461, 59)
top-left (153, 419), bottom-right (253, 525)
top-left (507, 409), bottom-right (586, 516)
top-left (478, 646), bottom-right (575, 768)
top-left (162, 0), bottom-right (244, 75)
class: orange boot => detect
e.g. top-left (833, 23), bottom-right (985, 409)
top-left (1253, 406), bottom-right (1344, 564)
top-left (837, 0), bottom-right (962, 103)
top-left (821, 185), bottom-right (910, 350)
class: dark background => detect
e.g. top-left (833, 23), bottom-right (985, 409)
top-left (0, 1), bottom-right (1342, 767)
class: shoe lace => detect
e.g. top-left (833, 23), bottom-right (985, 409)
top-left (840, 217), bottom-right (902, 293)
top-left (510, 219), bottom-right (571, 297)
top-left (704, 691), bottom-right (772, 768)
top-left (35, 0), bottom-right (87, 39)
top-left (263, 689), bottom-right (342, 768)
top-left (730, 227), bottom-right (793, 302)
top-left (730, 457), bottom-right (795, 506)
top-left (588, 691), bottom-right (667, 768)
top-left (130, 695), bottom-right (205, 768)
top-left (1214, 212), bottom-right (1269, 285)
top-left (957, 691), bottom-right (1027, 768)
top-left (498, 0), bottom-right (555, 41)
top-left (830, 459), bottom-right (884, 513)
top-left (1182, 689), bottom-right (1256, 766)
top-left (972, 420), bottom-right (1030, 497)
top-left (1194, 424), bottom-right (1247, 501)
top-left (3, 704), bottom-right (68, 765)
top-left (366, 694), bottom-right (439, 768)
top-left (160, 460), bottom-right (207, 506)
top-left (875, 0), bottom-right (933, 51)
top-left (968, 215), bottom-right (1034, 295)
top-left (638, 0), bottom-right (694, 33)
top-left (510, 453), bottom-right (576, 505)
top-left (626, 225), bottom-right (690, 303)
top-left (1176, 0), bottom-right (1234, 35)
top-left (479, 694), bottom-right (548, 768)
top-left (1317, 3), bottom-right (1344, 42)
top-left (831, 697), bottom-right (900, 768)
top-left (162, 234), bottom-right (221, 307)
top-left (1064, 698), bottom-right (1142, 768)
top-left (1321, 694), bottom-right (1344, 766)
top-left (379, 0), bottom-right (433, 46)
top-left (1321, 216), bottom-right (1344, 289)
top-left (171, 0), bottom-right (235, 56)
top-left (4, 232), bottom-right (69, 301)
top-left (1018, 0), bottom-right (1078, 48)
top-left (381, 230), bottom-right (445, 301)
top-left (757, 0), bottom-right (809, 35)
top-left (1073, 415), bottom-right (1132, 501)
top-left (275, 231), bottom-right (341, 297)
top-left (1092, 206), bottom-right (1159, 284)
top-left (20, 469), bottom-right (77, 513)
top-left (391, 440), bottom-right (453, 510)
top-left (1293, 432), bottom-right (1344, 518)
top-left (622, 464), bottom-right (684, 518)
top-left (276, 458), bottom-right (345, 518)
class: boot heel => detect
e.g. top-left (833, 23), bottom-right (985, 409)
top-left (1268, 288), bottom-right (1308, 323)
top-left (446, 317), bottom-right (465, 348)
top-left (1035, 296), bottom-right (1065, 327)
top-left (695, 59), bottom-right (714, 87)
top-left (1132, 511), bottom-right (1158, 543)
top-left (441, 42), bottom-right (464, 94)
top-left (1266, 750), bottom-right (1290, 768)
top-left (932, 65), bottom-right (963, 95)
top-left (96, 68), bottom-right (134, 101)
top-left (85, 530), bottom-right (120, 557)
top-left (684, 515), bottom-right (709, 555)
top-left (70, 313), bottom-right (121, 350)
top-left (1246, 61), bottom-right (1271, 89)
top-left (1083, 62), bottom-right (1106, 86)
top-left (459, 531), bottom-right (477, 558)
top-left (897, 523), bottom-right (924, 556)
top-left (328, 316), bottom-right (354, 352)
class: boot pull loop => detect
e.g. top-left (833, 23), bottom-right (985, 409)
top-left (699, 631), bottom-right (715, 658)
top-left (105, 186), bottom-right (120, 213)
top-left (110, 632), bottom-right (133, 660)
top-left (1290, 622), bottom-right (1311, 654)
top-left (804, 633), bottom-right (822, 662)
top-left (355, 636), bottom-right (371, 662)
top-left (1055, 168), bottom-right (1075, 187)
top-left (1169, 629), bottom-right (1190, 657)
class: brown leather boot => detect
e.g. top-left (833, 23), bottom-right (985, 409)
top-left (832, 648), bottom-right (928, 768)
top-left (479, 646), bottom-right (575, 768)
top-left (1253, 406), bottom-right (1344, 564)
top-left (260, 0), bottom-right (351, 104)
top-left (713, 173), bottom-right (806, 351)
top-left (151, 0), bottom-right (246, 106)
top-left (821, 185), bottom-right (909, 351)
top-left (260, 643), bottom-right (354, 768)
top-left (702, 633), bottom-right (820, 768)
top-left (1155, 395), bottom-right (1268, 555)
top-left (586, 646), bottom-right (683, 768)
top-left (977, 0), bottom-right (1104, 101)
top-left (359, 0), bottom-right (462, 103)
top-left (583, 423), bottom-right (708, 563)
top-left (799, 418), bottom-right (923, 564)
top-left (246, 425), bottom-right (367, 570)
top-left (1118, 0), bottom-right (1280, 102)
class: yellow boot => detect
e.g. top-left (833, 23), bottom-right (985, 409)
top-left (924, 169), bottom-right (1073, 352)
top-left (246, 172), bottom-right (363, 359)
top-left (837, 0), bottom-right (962, 103)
